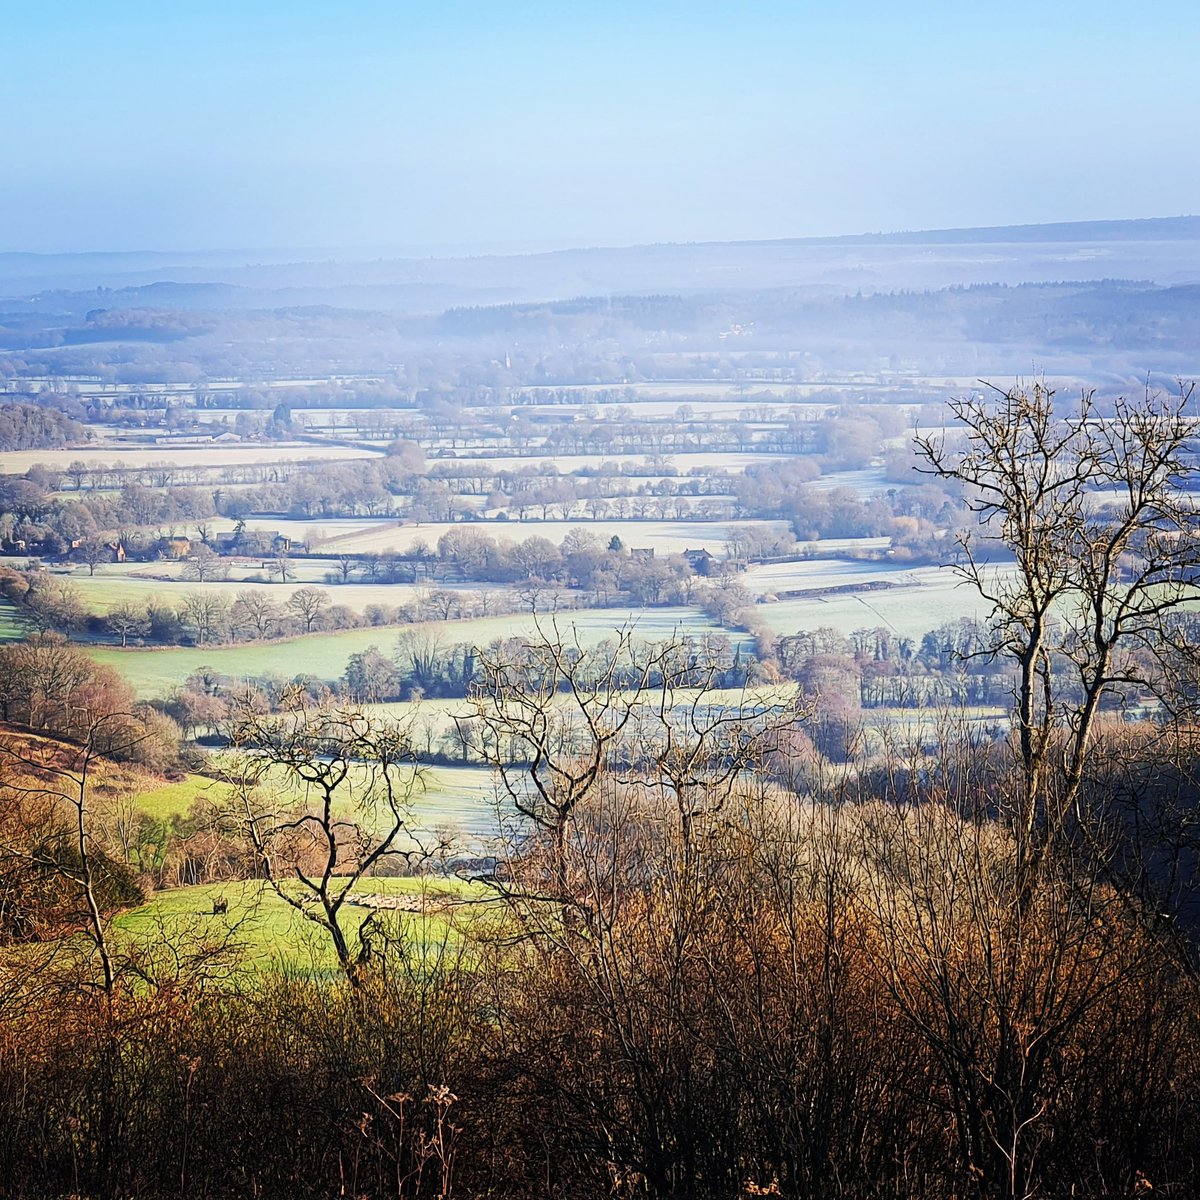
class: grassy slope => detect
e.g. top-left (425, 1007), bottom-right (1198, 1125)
top-left (116, 739), bottom-right (505, 974)
top-left (0, 723), bottom-right (180, 810)
top-left (133, 774), bottom-right (233, 821)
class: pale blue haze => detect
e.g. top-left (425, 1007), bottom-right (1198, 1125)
top-left (2, 1), bottom-right (1196, 252)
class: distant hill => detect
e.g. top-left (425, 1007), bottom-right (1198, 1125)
top-left (788, 215), bottom-right (1200, 246)
top-left (3, 216), bottom-right (1200, 311)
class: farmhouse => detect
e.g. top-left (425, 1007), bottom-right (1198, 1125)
top-left (214, 529), bottom-right (293, 556)
top-left (157, 535), bottom-right (192, 559)
top-left (249, 530), bottom-right (292, 556)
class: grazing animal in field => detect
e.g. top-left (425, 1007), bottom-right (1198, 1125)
top-left (211, 898), bottom-right (228, 916)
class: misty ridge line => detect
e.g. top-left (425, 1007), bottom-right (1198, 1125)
top-left (3, 215), bottom-right (1200, 323)
top-left (3, 214), bottom-right (1200, 272)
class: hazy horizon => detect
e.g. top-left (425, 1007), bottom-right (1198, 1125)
top-left (6, 1), bottom-right (1199, 255)
top-left (0, 214), bottom-right (1194, 266)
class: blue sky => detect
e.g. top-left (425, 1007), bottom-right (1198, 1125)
top-left (3, 1), bottom-right (1197, 253)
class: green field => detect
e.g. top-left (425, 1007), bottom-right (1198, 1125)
top-left (90, 606), bottom-right (730, 698)
top-left (114, 875), bottom-right (483, 974)
top-left (741, 557), bottom-right (928, 596)
top-left (132, 773), bottom-right (234, 821)
top-left (131, 759), bottom-right (503, 846)
top-left (90, 625), bottom-right (405, 696)
top-left (0, 599), bottom-right (25, 641)
top-left (750, 571), bottom-right (993, 638)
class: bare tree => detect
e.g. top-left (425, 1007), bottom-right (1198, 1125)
top-left (230, 589), bottom-right (283, 640)
top-left (334, 552), bottom-right (356, 585)
top-left (0, 711), bottom-right (158, 998)
top-left (856, 718), bottom-right (1166, 1200)
top-left (22, 575), bottom-right (85, 633)
top-left (74, 537), bottom-right (109, 577)
top-left (65, 459), bottom-right (89, 491)
top-left (106, 601), bottom-right (149, 647)
top-left (916, 381), bottom-right (1200, 876)
top-left (466, 624), bottom-right (806, 894)
top-left (892, 381), bottom-right (1200, 1196)
top-left (516, 575), bottom-right (560, 614)
top-left (224, 694), bottom-right (442, 981)
top-left (285, 585), bottom-right (330, 632)
top-left (179, 591), bottom-right (229, 646)
top-left (426, 589), bottom-right (460, 621)
top-left (393, 627), bottom-right (444, 695)
top-left (270, 552), bottom-right (295, 584)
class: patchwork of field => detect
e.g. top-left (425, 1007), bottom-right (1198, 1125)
top-left (589, 400), bottom-right (925, 420)
top-left (364, 685), bottom-right (805, 756)
top-left (12, 377), bottom-right (341, 397)
top-left (309, 400), bottom-right (832, 422)
top-left (361, 692), bottom-right (1010, 772)
top-left (192, 405), bottom-right (419, 424)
